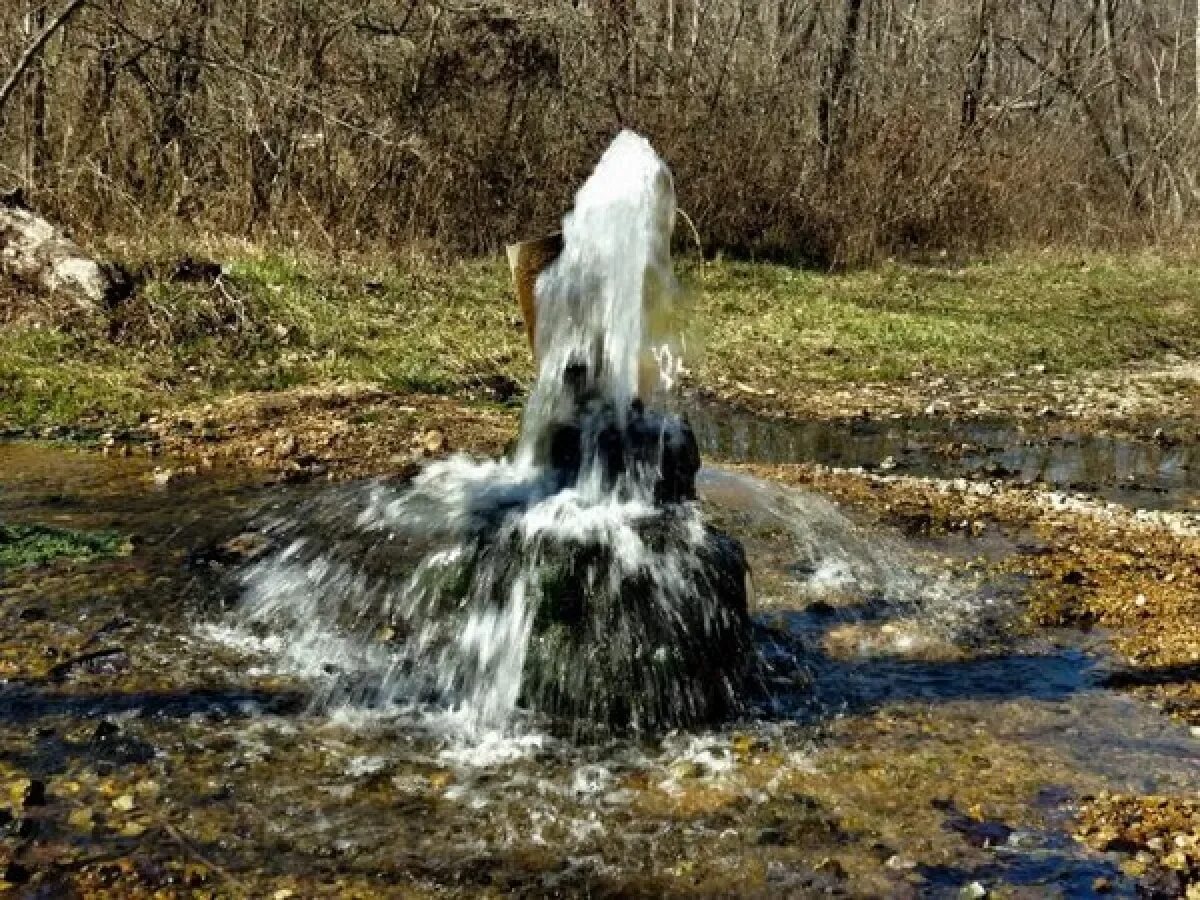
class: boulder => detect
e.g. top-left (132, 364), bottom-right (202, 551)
top-left (0, 192), bottom-right (130, 310)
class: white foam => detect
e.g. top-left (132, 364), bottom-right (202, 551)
top-left (215, 132), bottom-right (727, 743)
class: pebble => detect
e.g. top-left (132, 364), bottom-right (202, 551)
top-left (276, 434), bottom-right (299, 457)
top-left (960, 882), bottom-right (987, 899)
top-left (112, 794), bottom-right (136, 812)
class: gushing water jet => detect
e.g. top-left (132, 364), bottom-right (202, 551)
top-left (233, 131), bottom-right (752, 735)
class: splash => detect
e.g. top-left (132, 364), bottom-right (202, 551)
top-left (225, 132), bottom-right (751, 736)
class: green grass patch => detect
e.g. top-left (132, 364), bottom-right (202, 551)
top-left (0, 522), bottom-right (129, 569)
top-left (1, 247), bottom-right (1198, 429)
top-left (691, 254), bottom-right (1200, 384)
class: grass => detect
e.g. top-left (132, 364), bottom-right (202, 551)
top-left (0, 522), bottom-right (128, 569)
top-left (1, 246), bottom-right (1199, 429)
top-left (693, 255), bottom-right (1200, 385)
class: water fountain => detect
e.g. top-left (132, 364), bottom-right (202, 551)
top-left (234, 131), bottom-right (752, 734)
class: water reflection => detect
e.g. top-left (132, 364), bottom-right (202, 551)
top-left (690, 401), bottom-right (1199, 511)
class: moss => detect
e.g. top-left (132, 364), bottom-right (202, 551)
top-left (0, 522), bottom-right (128, 569)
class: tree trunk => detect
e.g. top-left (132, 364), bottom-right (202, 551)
top-left (0, 0), bottom-right (87, 118)
top-left (1098, 0), bottom-right (1135, 193)
top-left (819, 0), bottom-right (866, 172)
top-left (962, 0), bottom-right (991, 129)
top-left (25, 2), bottom-right (48, 186)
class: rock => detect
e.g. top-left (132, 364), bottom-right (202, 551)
top-left (945, 813), bottom-right (1013, 848)
top-left (2, 862), bottom-right (31, 885)
top-left (419, 429), bottom-right (448, 456)
top-left (960, 882), bottom-right (987, 899)
top-left (22, 779), bottom-right (46, 807)
top-left (111, 794), bottom-right (135, 812)
top-left (90, 721), bottom-right (155, 766)
top-left (514, 516), bottom-right (750, 730)
top-left (276, 434), bottom-right (299, 458)
top-left (539, 405), bottom-right (700, 504)
top-left (815, 858), bottom-right (847, 879)
top-left (0, 199), bottom-right (131, 310)
top-left (482, 374), bottom-right (522, 403)
top-left (753, 827), bottom-right (787, 846)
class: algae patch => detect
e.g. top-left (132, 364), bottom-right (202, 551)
top-left (0, 522), bottom-right (128, 569)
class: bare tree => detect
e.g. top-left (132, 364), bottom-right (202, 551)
top-left (1, 0), bottom-right (1198, 264)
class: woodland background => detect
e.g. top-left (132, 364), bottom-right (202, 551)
top-left (2, 0), bottom-right (1199, 266)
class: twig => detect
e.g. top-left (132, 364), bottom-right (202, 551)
top-left (162, 821), bottom-right (249, 896)
top-left (0, 0), bottom-right (89, 117)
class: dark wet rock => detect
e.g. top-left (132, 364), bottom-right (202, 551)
top-left (517, 517), bottom-right (751, 731)
top-left (753, 827), bottom-right (787, 846)
top-left (1061, 570), bottom-right (1087, 586)
top-left (3, 862), bottom-right (31, 885)
top-left (188, 532), bottom-right (271, 568)
top-left (947, 817), bottom-right (1014, 848)
top-left (17, 607), bottom-right (47, 622)
top-left (937, 802), bottom-right (1015, 849)
top-left (1100, 835), bottom-right (1144, 854)
top-left (90, 721), bottom-right (156, 766)
top-left (981, 462), bottom-right (1015, 477)
top-left (22, 780), bottom-right (46, 808)
top-left (538, 402), bottom-right (701, 505)
top-left (1138, 866), bottom-right (1185, 899)
top-left (90, 616), bottom-right (134, 639)
top-left (47, 647), bottom-right (131, 681)
top-left (14, 818), bottom-right (40, 839)
top-left (481, 374), bottom-right (523, 403)
top-left (893, 511), bottom-right (935, 533)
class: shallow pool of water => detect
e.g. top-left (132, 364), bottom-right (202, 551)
top-left (690, 402), bottom-right (1200, 512)
top-left (1, 442), bottom-right (1197, 897)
